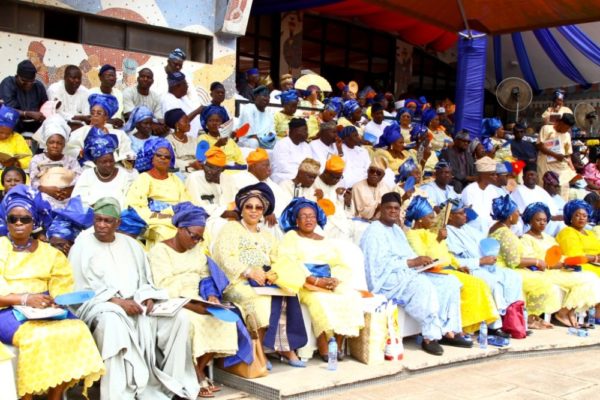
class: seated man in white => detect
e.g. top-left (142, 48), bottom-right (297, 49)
top-left (69, 197), bottom-right (200, 400)
top-left (420, 159), bottom-right (459, 211)
top-left (46, 65), bottom-right (90, 125)
top-left (270, 118), bottom-right (312, 184)
top-left (309, 120), bottom-right (339, 171)
top-left (461, 156), bottom-right (503, 232)
top-left (236, 85), bottom-right (275, 149)
top-left (279, 158), bottom-right (321, 201)
top-left (338, 126), bottom-right (370, 189)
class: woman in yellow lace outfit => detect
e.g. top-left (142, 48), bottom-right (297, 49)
top-left (489, 195), bottom-right (561, 329)
top-left (520, 202), bottom-right (600, 327)
top-left (0, 185), bottom-right (104, 399)
top-left (404, 196), bottom-right (498, 334)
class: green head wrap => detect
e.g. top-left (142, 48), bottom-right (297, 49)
top-left (93, 197), bottom-right (121, 219)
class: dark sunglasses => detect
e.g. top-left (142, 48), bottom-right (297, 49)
top-left (368, 168), bottom-right (384, 176)
top-left (244, 204), bottom-right (264, 211)
top-left (154, 153), bottom-right (172, 160)
top-left (7, 215), bottom-right (33, 224)
top-left (184, 227), bottom-right (204, 242)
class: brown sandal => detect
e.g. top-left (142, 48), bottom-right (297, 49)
top-left (198, 378), bottom-right (214, 398)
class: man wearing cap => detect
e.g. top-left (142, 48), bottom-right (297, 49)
top-left (185, 147), bottom-right (231, 217)
top-left (0, 59), bottom-right (48, 133)
top-left (236, 85), bottom-right (275, 149)
top-left (239, 68), bottom-right (260, 101)
top-left (69, 197), bottom-right (200, 400)
top-left (440, 130), bottom-right (476, 193)
top-left (420, 160), bottom-right (460, 211)
top-left (161, 71), bottom-right (203, 138)
top-left (338, 126), bottom-right (371, 189)
top-left (309, 120), bottom-right (338, 171)
top-left (461, 156), bottom-right (503, 231)
top-left (542, 89), bottom-right (573, 125)
top-left (494, 162), bottom-right (511, 195)
top-left (352, 155), bottom-right (392, 220)
top-left (536, 113), bottom-right (577, 200)
top-left (123, 68), bottom-right (163, 120)
top-left (220, 148), bottom-right (292, 222)
top-left (361, 192), bottom-right (464, 356)
top-left (279, 157), bottom-right (321, 200)
top-left (46, 65), bottom-right (91, 126)
top-left (271, 118), bottom-right (311, 183)
top-left (89, 64), bottom-right (124, 127)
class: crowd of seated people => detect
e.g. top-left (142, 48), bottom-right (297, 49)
top-left (1, 50), bottom-right (600, 400)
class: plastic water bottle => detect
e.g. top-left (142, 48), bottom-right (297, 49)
top-left (523, 308), bottom-right (528, 331)
top-left (588, 307), bottom-right (596, 328)
top-left (327, 338), bottom-right (338, 371)
top-left (478, 321), bottom-right (488, 349)
top-left (577, 312), bottom-right (585, 327)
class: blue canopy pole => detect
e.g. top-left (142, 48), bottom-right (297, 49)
top-left (454, 30), bottom-right (487, 139)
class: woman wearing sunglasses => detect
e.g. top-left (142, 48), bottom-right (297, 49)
top-left (0, 185), bottom-right (104, 400)
top-left (127, 137), bottom-right (192, 248)
top-left (148, 202), bottom-right (239, 398)
top-left (213, 183), bottom-right (306, 368)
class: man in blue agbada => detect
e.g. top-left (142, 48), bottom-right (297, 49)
top-left (445, 199), bottom-right (523, 338)
top-left (360, 192), bottom-right (463, 356)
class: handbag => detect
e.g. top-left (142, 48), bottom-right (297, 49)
top-left (217, 313), bottom-right (268, 378)
top-left (501, 300), bottom-right (527, 339)
top-left (348, 302), bottom-right (387, 364)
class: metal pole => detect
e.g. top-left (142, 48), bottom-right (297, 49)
top-left (457, 0), bottom-right (472, 39)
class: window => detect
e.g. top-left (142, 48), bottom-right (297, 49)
top-left (0, 1), bottom-right (212, 63)
top-left (235, 14), bottom-right (277, 77)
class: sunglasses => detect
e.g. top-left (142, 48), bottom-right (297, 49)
top-left (244, 204), bottom-right (264, 212)
top-left (184, 227), bottom-right (204, 242)
top-left (7, 215), bottom-right (33, 224)
top-left (154, 153), bottom-right (172, 160)
top-left (368, 168), bottom-right (384, 176)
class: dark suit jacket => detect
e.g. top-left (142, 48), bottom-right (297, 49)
top-left (440, 147), bottom-right (475, 193)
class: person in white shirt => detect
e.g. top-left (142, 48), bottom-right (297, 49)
top-left (270, 118), bottom-right (311, 183)
top-left (420, 160), bottom-right (459, 210)
top-left (338, 126), bottom-right (370, 189)
top-left (279, 158), bottom-right (321, 200)
top-left (461, 156), bottom-right (503, 232)
top-left (88, 64), bottom-right (124, 128)
top-left (46, 65), bottom-right (90, 125)
top-left (122, 68), bottom-right (164, 120)
top-left (236, 85), bottom-right (275, 149)
top-left (541, 89), bottom-right (573, 125)
top-left (363, 103), bottom-right (389, 145)
top-left (309, 120), bottom-right (338, 172)
top-left (160, 71), bottom-right (203, 138)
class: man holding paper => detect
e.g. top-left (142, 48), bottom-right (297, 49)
top-left (69, 197), bottom-right (200, 400)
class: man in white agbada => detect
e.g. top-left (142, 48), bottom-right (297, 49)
top-left (338, 126), bottom-right (371, 189)
top-left (46, 65), bottom-right (90, 123)
top-left (161, 72), bottom-right (203, 138)
top-left (69, 197), bottom-right (200, 400)
top-left (309, 120), bottom-right (339, 172)
top-left (461, 156), bottom-right (503, 232)
top-left (185, 147), bottom-right (228, 216)
top-left (236, 86), bottom-right (275, 149)
top-left (270, 117), bottom-right (312, 184)
top-left (420, 160), bottom-right (459, 210)
top-left (511, 164), bottom-right (565, 236)
top-left (279, 158), bottom-right (321, 201)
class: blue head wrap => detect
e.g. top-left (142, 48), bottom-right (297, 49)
top-left (338, 125), bottom-right (357, 140)
top-left (324, 97), bottom-right (343, 116)
top-left (395, 158), bottom-right (418, 184)
top-left (564, 199), bottom-right (593, 227)
top-left (553, 89), bottom-right (565, 100)
top-left (167, 72), bottom-right (186, 87)
top-left (172, 201), bottom-right (209, 228)
top-left (118, 207), bottom-right (147, 235)
top-left (421, 108), bottom-right (437, 127)
top-left (200, 105), bottom-right (230, 132)
top-left (342, 99), bottom-right (361, 118)
top-left (82, 127), bottom-right (118, 164)
top-left (164, 108), bottom-right (186, 130)
top-left (522, 202), bottom-right (551, 225)
top-left (124, 105), bottom-right (153, 133)
top-left (235, 182), bottom-right (275, 216)
top-left (0, 105), bottom-right (19, 129)
top-left (410, 123), bottom-right (428, 142)
top-left (277, 89), bottom-right (299, 105)
top-left (134, 136), bottom-right (175, 173)
top-left (481, 118), bottom-right (503, 137)
top-left (405, 196), bottom-right (434, 223)
top-left (98, 64), bottom-right (116, 76)
top-left (47, 196), bottom-right (94, 241)
top-left (480, 137), bottom-right (494, 153)
top-left (491, 195), bottom-right (518, 221)
top-left (279, 197), bottom-right (327, 233)
top-left (1, 184), bottom-right (52, 232)
top-left (246, 68), bottom-right (259, 76)
top-left (88, 93), bottom-right (119, 118)
top-left (168, 48), bottom-right (186, 61)
top-left (375, 122), bottom-right (402, 148)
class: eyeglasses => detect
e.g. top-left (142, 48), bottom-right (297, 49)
top-left (184, 227), bottom-right (204, 242)
top-left (244, 204), bottom-right (264, 212)
top-left (297, 214), bottom-right (316, 221)
top-left (368, 168), bottom-right (384, 176)
top-left (154, 153), bottom-right (172, 160)
top-left (7, 215), bottom-right (33, 224)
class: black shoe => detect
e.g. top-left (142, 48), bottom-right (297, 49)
top-left (440, 335), bottom-right (474, 348)
top-left (422, 340), bottom-right (444, 356)
top-left (337, 351), bottom-right (345, 361)
top-left (490, 328), bottom-right (511, 339)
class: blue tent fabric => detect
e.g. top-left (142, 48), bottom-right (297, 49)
top-left (533, 28), bottom-right (591, 89)
top-left (454, 31), bottom-right (487, 139)
top-left (511, 32), bottom-right (542, 94)
top-left (251, 0), bottom-right (342, 14)
top-left (557, 25), bottom-right (600, 67)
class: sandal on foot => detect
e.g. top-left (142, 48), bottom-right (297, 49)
top-left (279, 355), bottom-right (306, 368)
top-left (198, 378), bottom-right (214, 398)
top-left (206, 378), bottom-right (221, 393)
